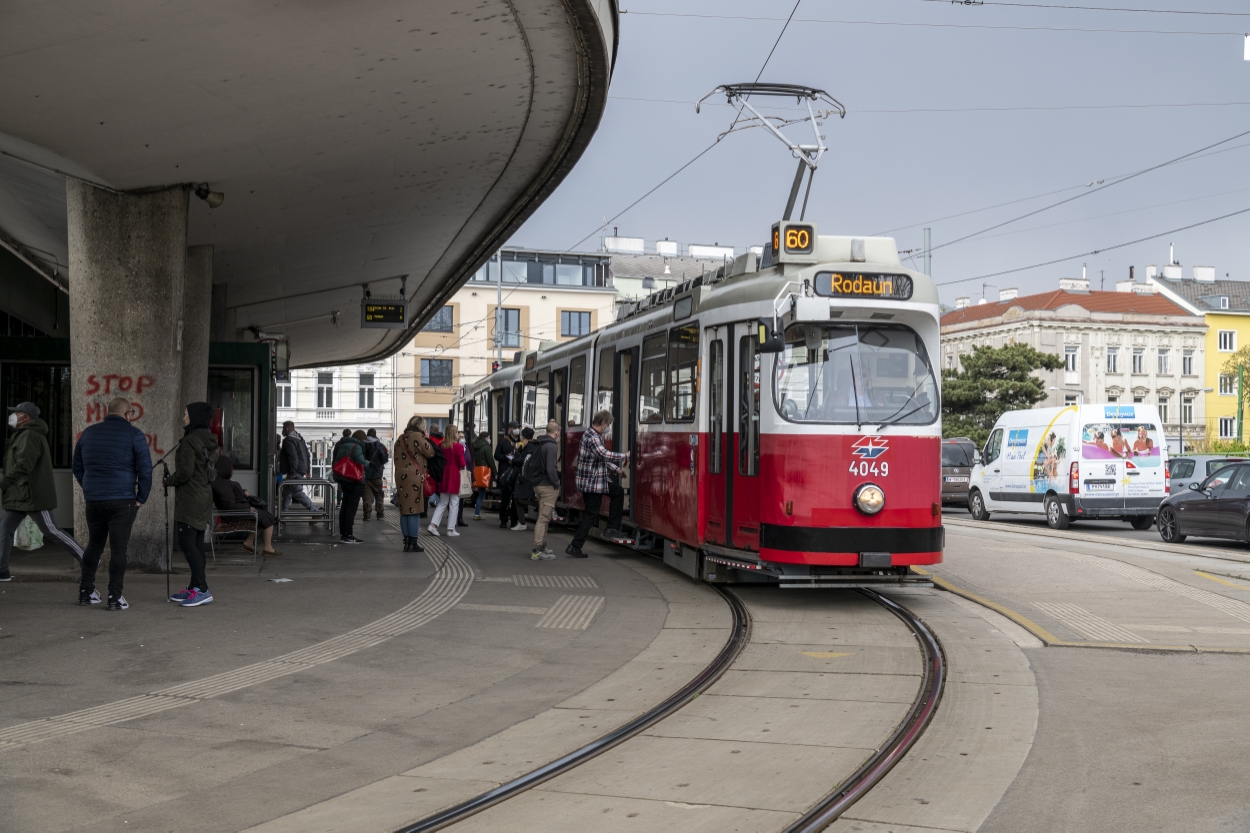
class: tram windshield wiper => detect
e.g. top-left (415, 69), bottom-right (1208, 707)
top-left (876, 399), bottom-right (931, 431)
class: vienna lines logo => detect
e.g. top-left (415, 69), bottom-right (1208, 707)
top-left (851, 436), bottom-right (889, 460)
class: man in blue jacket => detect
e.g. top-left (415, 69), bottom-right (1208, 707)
top-left (72, 397), bottom-right (152, 610)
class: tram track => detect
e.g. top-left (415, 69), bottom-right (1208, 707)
top-left (396, 583), bottom-right (945, 833)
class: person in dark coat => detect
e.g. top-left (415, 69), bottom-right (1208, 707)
top-left (279, 421), bottom-right (316, 512)
top-left (470, 430), bottom-right (496, 520)
top-left (494, 421), bottom-right (520, 529)
top-left (164, 402), bottom-right (219, 607)
top-left (332, 430), bottom-right (368, 544)
top-left (363, 428), bottom-right (390, 521)
top-left (72, 397), bottom-right (152, 609)
top-left (211, 456), bottom-right (280, 556)
top-left (508, 427), bottom-right (535, 531)
top-left (0, 401), bottom-right (85, 582)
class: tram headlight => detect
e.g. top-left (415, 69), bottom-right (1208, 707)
top-left (854, 483), bottom-right (886, 516)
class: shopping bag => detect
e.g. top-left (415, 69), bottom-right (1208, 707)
top-left (14, 516), bottom-right (44, 551)
top-left (473, 465), bottom-right (492, 489)
top-left (459, 469), bottom-right (474, 498)
top-left (423, 473), bottom-right (437, 499)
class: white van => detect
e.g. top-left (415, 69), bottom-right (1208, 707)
top-left (968, 404), bottom-right (1169, 530)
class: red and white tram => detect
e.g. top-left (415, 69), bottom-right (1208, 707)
top-left (453, 221), bottom-right (943, 587)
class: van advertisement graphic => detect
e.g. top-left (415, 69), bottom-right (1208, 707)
top-left (1030, 429), bottom-right (1067, 492)
top-left (1005, 429), bottom-right (1030, 461)
top-left (1081, 423), bottom-right (1161, 467)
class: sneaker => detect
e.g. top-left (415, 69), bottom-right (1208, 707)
top-left (530, 548), bottom-right (555, 561)
top-left (179, 588), bottom-right (214, 607)
top-left (473, 514), bottom-right (483, 521)
top-left (78, 587), bottom-right (102, 606)
top-left (566, 545), bottom-right (587, 559)
top-left (447, 529), bottom-right (461, 537)
top-left (106, 595), bottom-right (129, 611)
top-left (0, 571), bottom-right (10, 582)
top-left (170, 587), bottom-right (193, 602)
top-left (428, 524), bottom-right (440, 536)
top-left (511, 523), bottom-right (527, 531)
top-left (340, 536), bottom-right (363, 545)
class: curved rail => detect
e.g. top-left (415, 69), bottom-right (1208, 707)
top-left (395, 586), bottom-right (752, 833)
top-left (782, 588), bottom-right (947, 832)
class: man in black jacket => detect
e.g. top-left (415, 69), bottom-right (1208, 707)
top-left (494, 421), bottom-right (520, 529)
top-left (362, 428), bottom-right (390, 520)
top-left (527, 421), bottom-right (560, 561)
top-left (279, 421), bottom-right (316, 512)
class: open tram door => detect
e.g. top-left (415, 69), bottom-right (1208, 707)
top-left (704, 326), bottom-right (729, 545)
top-left (612, 346), bottom-right (638, 520)
top-left (731, 321), bottom-right (762, 550)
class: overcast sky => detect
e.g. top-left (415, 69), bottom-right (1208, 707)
top-left (508, 0), bottom-right (1250, 307)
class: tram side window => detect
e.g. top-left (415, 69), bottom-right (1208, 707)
top-left (568, 356), bottom-right (586, 426)
top-left (739, 336), bottom-right (760, 476)
top-left (709, 340), bottom-right (723, 474)
top-left (639, 333), bottom-right (667, 424)
top-left (597, 347), bottom-right (614, 413)
top-left (667, 323), bottom-right (699, 422)
top-left (983, 429), bottom-right (1004, 465)
top-left (523, 378), bottom-right (537, 428)
top-left (535, 369), bottom-right (550, 427)
top-left (513, 381), bottom-right (523, 424)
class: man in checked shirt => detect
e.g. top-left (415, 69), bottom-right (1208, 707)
top-left (566, 410), bottom-right (629, 559)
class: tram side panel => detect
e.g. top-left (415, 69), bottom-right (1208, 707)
top-left (633, 426), bottom-right (701, 547)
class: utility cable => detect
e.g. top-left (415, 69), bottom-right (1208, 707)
top-left (935, 204), bottom-right (1250, 287)
top-left (610, 95), bottom-right (1250, 116)
top-left (914, 0), bottom-right (1250, 17)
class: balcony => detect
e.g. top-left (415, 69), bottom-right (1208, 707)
top-left (276, 406), bottom-right (393, 428)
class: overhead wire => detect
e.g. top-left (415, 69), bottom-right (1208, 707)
top-left (608, 95), bottom-right (1250, 115)
top-left (913, 0), bottom-right (1250, 17)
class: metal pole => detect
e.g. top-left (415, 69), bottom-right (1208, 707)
top-left (782, 158), bottom-right (807, 222)
top-left (495, 251), bottom-right (503, 368)
top-left (923, 228), bottom-right (931, 277)
top-left (1239, 364), bottom-right (1244, 444)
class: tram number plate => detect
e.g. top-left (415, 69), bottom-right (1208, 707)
top-left (849, 461), bottom-right (889, 477)
top-left (1084, 479), bottom-right (1116, 492)
top-left (944, 476), bottom-right (968, 483)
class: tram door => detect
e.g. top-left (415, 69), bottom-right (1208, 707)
top-left (704, 327), bottom-right (729, 546)
top-left (617, 348), bottom-right (636, 514)
top-left (552, 367), bottom-right (567, 494)
top-left (731, 322), bottom-right (762, 550)
top-left (492, 389), bottom-right (506, 440)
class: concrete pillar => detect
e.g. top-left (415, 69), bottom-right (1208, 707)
top-left (67, 182), bottom-right (189, 571)
top-left (181, 245), bottom-right (213, 406)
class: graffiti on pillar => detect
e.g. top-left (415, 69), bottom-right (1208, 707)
top-left (83, 374), bottom-right (164, 453)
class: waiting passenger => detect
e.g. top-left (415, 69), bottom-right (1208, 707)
top-left (428, 423), bottom-right (466, 537)
top-left (210, 457), bottom-right (280, 556)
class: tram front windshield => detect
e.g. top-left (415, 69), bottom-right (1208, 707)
top-left (774, 323), bottom-right (938, 426)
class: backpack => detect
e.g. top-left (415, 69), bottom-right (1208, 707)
top-left (521, 442), bottom-right (547, 485)
top-left (426, 444), bottom-right (446, 485)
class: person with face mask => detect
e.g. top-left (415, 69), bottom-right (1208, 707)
top-left (566, 410), bottom-right (629, 559)
top-left (493, 421), bottom-right (521, 529)
top-left (164, 402), bottom-right (219, 607)
top-left (0, 401), bottom-right (85, 582)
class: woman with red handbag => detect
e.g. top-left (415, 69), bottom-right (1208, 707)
top-left (332, 429), bottom-right (368, 544)
top-left (427, 423), bottom-right (467, 537)
top-left (393, 416), bottom-right (436, 552)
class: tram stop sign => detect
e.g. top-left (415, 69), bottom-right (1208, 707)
top-left (360, 298), bottom-right (407, 329)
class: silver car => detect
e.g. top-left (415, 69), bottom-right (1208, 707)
top-left (1167, 456), bottom-right (1249, 494)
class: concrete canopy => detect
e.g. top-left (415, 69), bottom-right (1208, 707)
top-left (0, 0), bottom-right (617, 367)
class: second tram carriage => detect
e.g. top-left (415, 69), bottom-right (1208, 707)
top-left (452, 222), bottom-right (943, 587)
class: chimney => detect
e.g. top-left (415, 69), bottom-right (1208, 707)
top-left (1145, 265), bottom-right (1157, 281)
top-left (1170, 242), bottom-right (1175, 265)
top-left (1194, 266), bottom-right (1216, 283)
top-left (1162, 265), bottom-right (1182, 281)
top-left (1116, 280), bottom-right (1136, 293)
top-left (1059, 277), bottom-right (1090, 292)
top-left (999, 287), bottom-right (1018, 301)
top-left (954, 297), bottom-right (970, 310)
top-left (1130, 265), bottom-right (1135, 282)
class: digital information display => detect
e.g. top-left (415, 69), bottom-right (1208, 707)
top-left (769, 221), bottom-right (818, 264)
top-left (360, 300), bottom-right (407, 329)
top-left (814, 272), bottom-right (914, 301)
top-left (780, 224), bottom-right (813, 254)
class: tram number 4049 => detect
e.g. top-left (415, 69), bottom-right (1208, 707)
top-left (848, 461), bottom-right (889, 477)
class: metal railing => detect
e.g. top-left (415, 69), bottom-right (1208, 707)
top-left (276, 477), bottom-right (336, 538)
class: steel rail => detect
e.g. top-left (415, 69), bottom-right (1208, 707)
top-left (782, 588), bottom-right (947, 832)
top-left (395, 585), bottom-right (752, 833)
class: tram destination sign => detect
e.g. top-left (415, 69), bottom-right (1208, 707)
top-left (814, 271), bottom-right (913, 301)
top-left (360, 299), bottom-right (408, 329)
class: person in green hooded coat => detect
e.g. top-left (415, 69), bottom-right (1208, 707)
top-left (164, 402), bottom-right (219, 607)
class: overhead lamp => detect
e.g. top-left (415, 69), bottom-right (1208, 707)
top-left (194, 183), bottom-right (225, 208)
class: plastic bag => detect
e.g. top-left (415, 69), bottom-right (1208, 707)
top-left (14, 516), bottom-right (43, 551)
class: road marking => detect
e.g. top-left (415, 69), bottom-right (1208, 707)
top-left (800, 651), bottom-right (854, 659)
top-left (1075, 556), bottom-right (1250, 625)
top-left (458, 603), bottom-right (549, 615)
top-left (513, 575), bottom-right (599, 588)
top-left (1033, 603), bottom-right (1146, 643)
top-left (0, 539), bottom-right (474, 750)
top-left (944, 590), bottom-right (1044, 648)
top-left (1194, 570), bottom-right (1250, 591)
top-left (1121, 624), bottom-right (1192, 633)
top-left (536, 595), bottom-right (604, 630)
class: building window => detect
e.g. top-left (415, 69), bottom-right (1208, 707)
top-left (946, 353), bottom-right (953, 370)
top-left (358, 373), bottom-right (375, 409)
top-left (1221, 297), bottom-right (1230, 309)
top-left (1157, 349), bottom-right (1169, 374)
top-left (1220, 374), bottom-right (1235, 395)
top-left (1064, 345), bottom-right (1078, 372)
top-left (1107, 394), bottom-right (1119, 403)
top-left (1183, 349), bottom-right (1194, 375)
top-left (498, 308), bottom-right (521, 348)
top-left (423, 306), bottom-right (454, 333)
top-left (1106, 348), bottom-right (1118, 373)
top-left (1219, 330), bottom-right (1236, 352)
top-left (277, 383), bottom-right (292, 408)
top-left (420, 359), bottom-right (453, 387)
top-left (1183, 397), bottom-right (1194, 425)
top-left (316, 372), bottom-right (334, 408)
top-left (1220, 416), bottom-right (1237, 439)
top-left (1064, 394), bottom-right (1078, 406)
top-left (1158, 397), bottom-right (1169, 424)
top-left (561, 311), bottom-right (592, 338)
top-left (1133, 395), bottom-right (1144, 404)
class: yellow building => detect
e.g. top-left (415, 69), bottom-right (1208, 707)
top-left (1150, 267), bottom-right (1250, 445)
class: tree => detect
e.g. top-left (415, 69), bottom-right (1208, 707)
top-left (941, 343), bottom-right (1063, 446)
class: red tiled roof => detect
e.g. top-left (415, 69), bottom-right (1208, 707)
top-left (941, 289), bottom-right (1191, 327)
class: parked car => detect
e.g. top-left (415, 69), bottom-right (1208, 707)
top-left (1165, 456), bottom-right (1248, 494)
top-left (1157, 462), bottom-right (1250, 544)
top-left (969, 403), bottom-right (1168, 530)
top-left (941, 437), bottom-right (978, 506)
